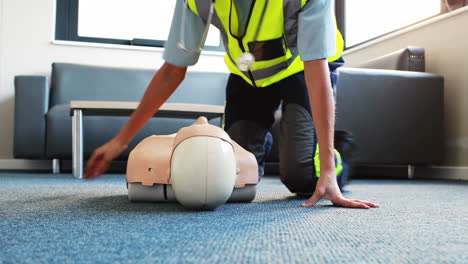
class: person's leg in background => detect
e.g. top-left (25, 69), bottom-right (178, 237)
top-left (277, 59), bottom-right (349, 194)
top-left (223, 74), bottom-right (281, 179)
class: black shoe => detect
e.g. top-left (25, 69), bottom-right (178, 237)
top-left (334, 130), bottom-right (356, 162)
top-left (337, 159), bottom-right (350, 191)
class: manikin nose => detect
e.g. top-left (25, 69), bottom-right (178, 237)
top-left (195, 116), bottom-right (209, 125)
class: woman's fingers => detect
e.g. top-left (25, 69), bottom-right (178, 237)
top-left (84, 151), bottom-right (108, 179)
top-left (94, 159), bottom-right (111, 178)
top-left (84, 152), bottom-right (102, 179)
top-left (351, 199), bottom-right (380, 208)
top-left (301, 194), bottom-right (321, 207)
top-left (84, 140), bottom-right (127, 180)
top-left (333, 198), bottom-right (371, 209)
top-left (302, 196), bottom-right (379, 209)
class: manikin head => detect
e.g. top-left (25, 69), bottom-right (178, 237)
top-left (127, 117), bottom-right (259, 210)
top-left (170, 117), bottom-right (237, 210)
top-left (127, 116), bottom-right (251, 210)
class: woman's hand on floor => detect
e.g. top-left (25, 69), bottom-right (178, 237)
top-left (301, 171), bottom-right (379, 209)
top-left (84, 139), bottom-right (128, 180)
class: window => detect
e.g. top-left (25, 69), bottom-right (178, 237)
top-left (56, 0), bottom-right (222, 50)
top-left (335, 0), bottom-right (467, 48)
top-left (341, 0), bottom-right (441, 48)
top-left (442, 0), bottom-right (468, 12)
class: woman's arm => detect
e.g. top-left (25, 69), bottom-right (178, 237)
top-left (84, 62), bottom-right (188, 179)
top-left (114, 62), bottom-right (187, 146)
top-left (301, 59), bottom-right (379, 209)
top-left (304, 59), bottom-right (336, 177)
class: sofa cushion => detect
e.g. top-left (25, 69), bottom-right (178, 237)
top-left (50, 63), bottom-right (228, 107)
top-left (335, 68), bottom-right (444, 165)
top-left (46, 104), bottom-right (221, 159)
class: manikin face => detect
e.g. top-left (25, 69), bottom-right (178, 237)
top-left (190, 116), bottom-right (209, 126)
top-left (171, 124), bottom-right (237, 209)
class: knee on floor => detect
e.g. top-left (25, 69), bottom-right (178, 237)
top-left (279, 167), bottom-right (318, 194)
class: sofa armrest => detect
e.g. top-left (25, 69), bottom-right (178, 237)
top-left (14, 76), bottom-right (49, 158)
top-left (336, 67), bottom-right (444, 165)
top-left (353, 46), bottom-right (425, 72)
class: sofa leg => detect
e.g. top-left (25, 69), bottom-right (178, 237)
top-left (52, 159), bottom-right (61, 174)
top-left (407, 164), bottom-right (415, 179)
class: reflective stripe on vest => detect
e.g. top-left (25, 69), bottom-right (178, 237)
top-left (188, 0), bottom-right (343, 87)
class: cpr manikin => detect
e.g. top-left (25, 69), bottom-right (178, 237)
top-left (126, 117), bottom-right (259, 210)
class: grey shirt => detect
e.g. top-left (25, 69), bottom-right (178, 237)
top-left (163, 0), bottom-right (337, 67)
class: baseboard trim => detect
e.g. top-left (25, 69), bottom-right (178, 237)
top-left (0, 159), bottom-right (52, 171)
top-left (0, 159), bottom-right (128, 173)
top-left (415, 166), bottom-right (468, 181)
top-left (354, 164), bottom-right (468, 181)
top-left (266, 162), bottom-right (468, 181)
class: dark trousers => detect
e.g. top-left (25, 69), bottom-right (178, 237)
top-left (224, 61), bottom-right (344, 193)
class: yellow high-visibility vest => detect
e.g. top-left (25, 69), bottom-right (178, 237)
top-left (188, 0), bottom-right (344, 87)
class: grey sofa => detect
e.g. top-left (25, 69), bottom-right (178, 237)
top-left (14, 63), bottom-right (228, 167)
top-left (266, 47), bottom-right (444, 175)
top-left (15, 47), bottom-right (444, 175)
top-left (335, 47), bottom-right (444, 167)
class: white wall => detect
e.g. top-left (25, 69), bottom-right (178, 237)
top-left (0, 0), bottom-right (227, 159)
top-left (343, 7), bottom-right (468, 166)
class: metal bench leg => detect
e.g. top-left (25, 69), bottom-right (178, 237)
top-left (52, 159), bottom-right (61, 174)
top-left (408, 164), bottom-right (415, 179)
top-left (72, 109), bottom-right (83, 179)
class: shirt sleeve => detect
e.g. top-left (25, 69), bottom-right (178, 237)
top-left (297, 0), bottom-right (337, 61)
top-left (163, 0), bottom-right (207, 67)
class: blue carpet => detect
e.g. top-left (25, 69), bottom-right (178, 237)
top-left (0, 173), bottom-right (467, 264)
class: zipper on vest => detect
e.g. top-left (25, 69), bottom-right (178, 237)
top-left (237, 39), bottom-right (257, 88)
